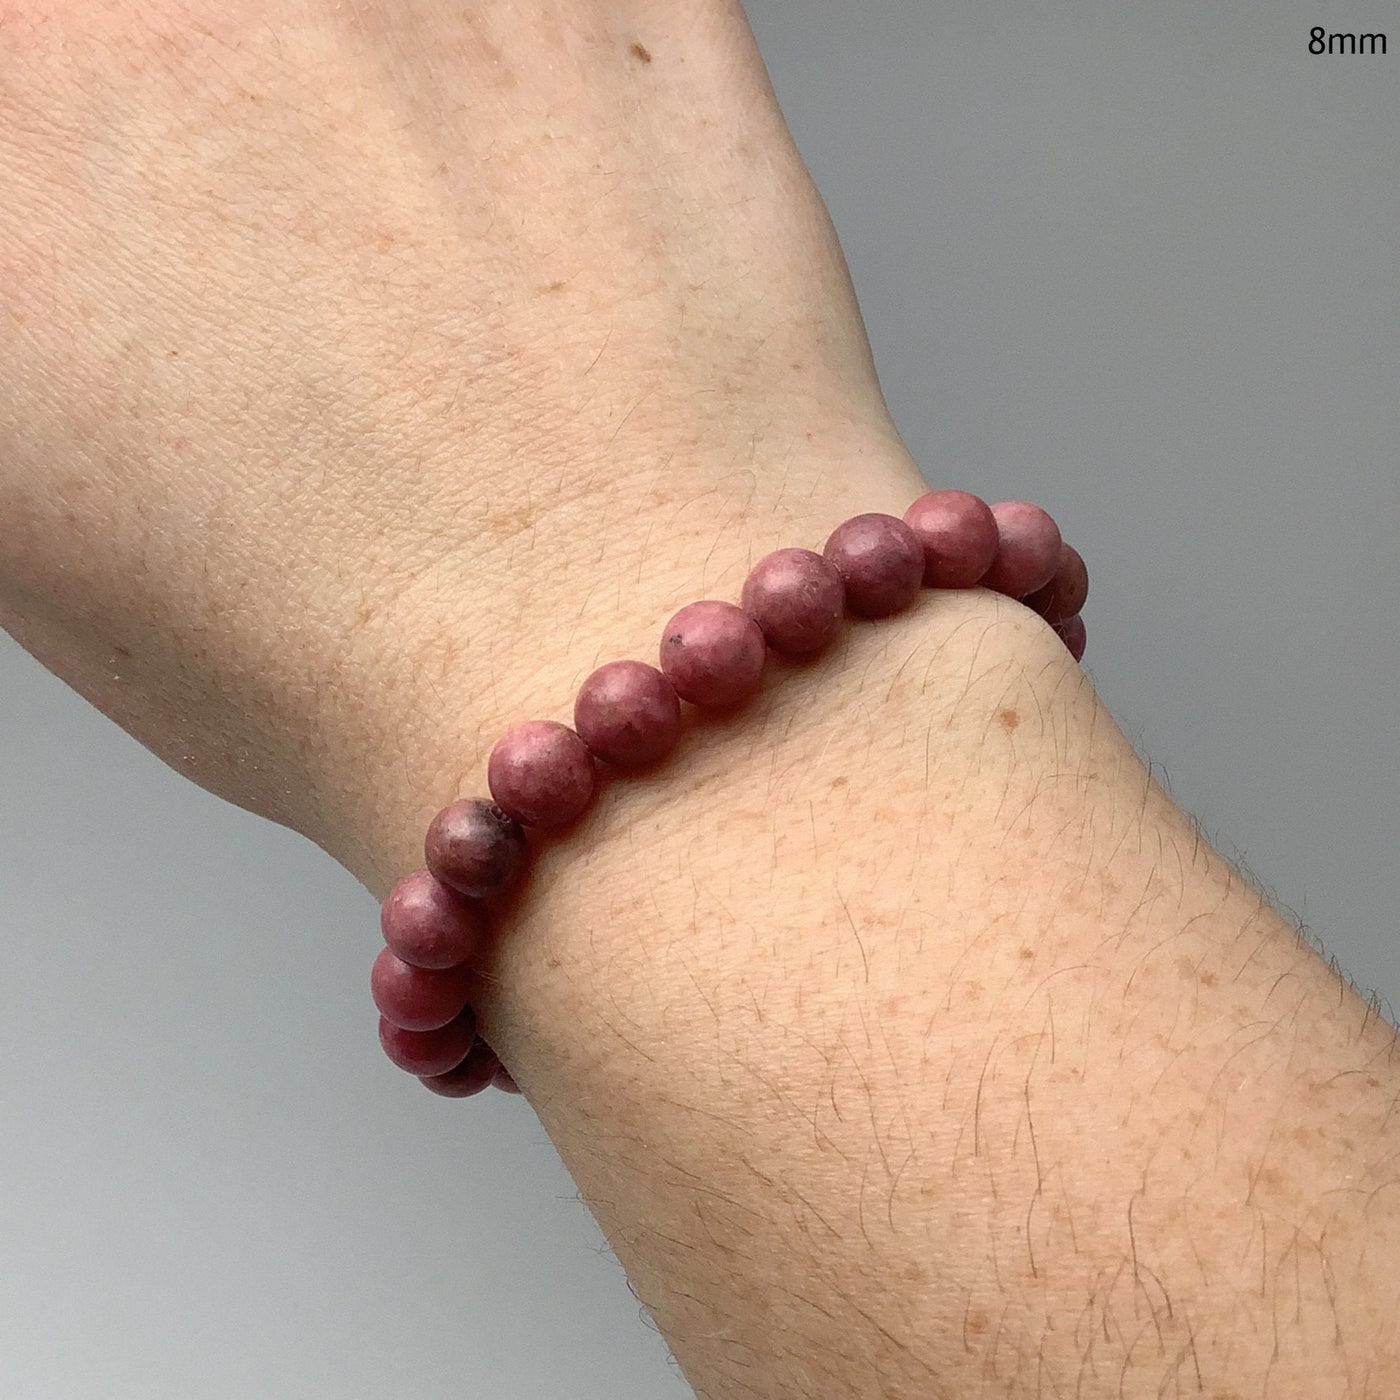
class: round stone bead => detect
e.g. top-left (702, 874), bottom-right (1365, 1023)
top-left (659, 600), bottom-right (767, 708)
top-left (902, 489), bottom-right (1000, 589)
top-left (822, 513), bottom-right (925, 618)
top-left (1023, 543), bottom-right (1089, 624)
top-left (982, 501), bottom-right (1063, 598)
top-left (371, 946), bottom-right (475, 1032)
top-left (488, 720), bottom-right (596, 828)
top-left (740, 547), bottom-right (845, 655)
top-left (1053, 614), bottom-right (1087, 662)
top-left (424, 800), bottom-right (528, 901)
top-left (574, 660), bottom-right (682, 767)
top-left (380, 867), bottom-right (491, 969)
top-left (419, 1038), bottom-right (502, 1099)
top-left (378, 1005), bottom-right (477, 1077)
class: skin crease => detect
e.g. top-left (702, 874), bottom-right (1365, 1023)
top-left (1, 3), bottom-right (1398, 1398)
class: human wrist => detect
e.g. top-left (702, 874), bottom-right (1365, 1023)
top-left (305, 434), bottom-right (930, 889)
top-left (449, 582), bottom-right (1071, 1035)
top-left (350, 463), bottom-right (1086, 1076)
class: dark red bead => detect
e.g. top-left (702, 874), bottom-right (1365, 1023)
top-left (902, 489), bottom-right (1000, 588)
top-left (492, 1064), bottom-right (523, 1095)
top-left (424, 800), bottom-right (527, 900)
top-left (982, 501), bottom-right (1062, 598)
top-left (741, 547), bottom-right (845, 655)
top-left (378, 1006), bottom-right (477, 1077)
top-left (488, 720), bottom-right (596, 828)
top-left (1023, 543), bottom-right (1089, 624)
top-left (419, 1038), bottom-right (502, 1098)
top-left (659, 600), bottom-right (767, 707)
top-left (574, 660), bottom-right (682, 767)
top-left (822, 513), bottom-right (924, 618)
top-left (1053, 614), bottom-right (1087, 662)
top-left (371, 946), bottom-right (475, 1032)
top-left (380, 867), bottom-right (491, 969)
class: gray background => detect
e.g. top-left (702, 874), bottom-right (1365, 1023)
top-left (2, 2), bottom-right (1396, 1396)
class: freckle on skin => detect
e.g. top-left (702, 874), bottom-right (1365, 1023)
top-left (630, 41), bottom-right (652, 63)
top-left (997, 708), bottom-right (1019, 731)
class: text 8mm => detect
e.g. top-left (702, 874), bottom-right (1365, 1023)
top-left (1309, 28), bottom-right (1387, 53)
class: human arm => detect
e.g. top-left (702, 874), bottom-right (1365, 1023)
top-left (1, 3), bottom-right (1397, 1395)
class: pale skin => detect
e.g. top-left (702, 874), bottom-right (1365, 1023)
top-left (1, 2), bottom-right (1396, 1396)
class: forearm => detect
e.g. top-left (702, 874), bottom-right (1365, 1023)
top-left (340, 510), bottom-right (1400, 1399)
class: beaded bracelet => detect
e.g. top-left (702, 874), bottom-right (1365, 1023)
top-left (372, 490), bottom-right (1089, 1099)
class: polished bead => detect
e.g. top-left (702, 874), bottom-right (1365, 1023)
top-left (488, 720), bottom-right (596, 828)
top-left (902, 489), bottom-right (1000, 588)
top-left (741, 547), bottom-right (845, 655)
top-left (982, 501), bottom-right (1063, 598)
top-left (1023, 543), bottom-right (1089, 624)
top-left (419, 1038), bottom-right (502, 1099)
top-left (822, 513), bottom-right (924, 618)
top-left (380, 866), bottom-right (491, 969)
top-left (378, 1006), bottom-right (477, 1077)
top-left (424, 800), bottom-right (527, 900)
top-left (659, 600), bottom-right (767, 707)
top-left (1053, 614), bottom-right (1087, 662)
top-left (574, 660), bottom-right (682, 767)
top-left (371, 946), bottom-right (475, 1032)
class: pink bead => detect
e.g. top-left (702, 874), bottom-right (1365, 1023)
top-left (424, 800), bottom-right (528, 900)
top-left (1053, 614), bottom-right (1087, 662)
top-left (378, 1006), bottom-right (477, 1077)
top-left (574, 660), bottom-right (682, 767)
top-left (419, 1038), bottom-right (501, 1099)
top-left (902, 489), bottom-right (999, 589)
top-left (659, 600), bottom-right (767, 708)
top-left (380, 867), bottom-right (491, 969)
top-left (1023, 543), bottom-right (1089, 624)
top-left (741, 548), bottom-right (845, 655)
top-left (488, 720), bottom-right (596, 828)
top-left (371, 946), bottom-right (475, 1032)
top-left (822, 513), bottom-right (924, 618)
top-left (982, 501), bottom-right (1063, 598)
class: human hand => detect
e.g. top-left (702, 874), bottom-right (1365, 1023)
top-left (0, 0), bottom-right (925, 881)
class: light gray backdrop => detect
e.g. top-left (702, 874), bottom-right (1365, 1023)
top-left (2, 2), bottom-right (1396, 1396)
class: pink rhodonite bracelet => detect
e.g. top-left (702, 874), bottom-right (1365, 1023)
top-left (373, 490), bottom-right (1090, 1099)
